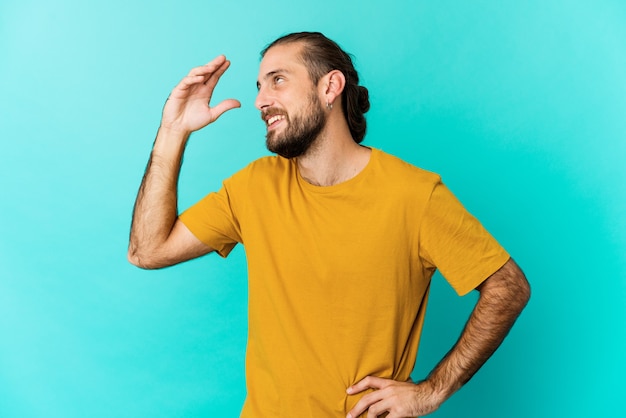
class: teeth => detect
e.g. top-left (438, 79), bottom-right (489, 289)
top-left (267, 115), bottom-right (285, 126)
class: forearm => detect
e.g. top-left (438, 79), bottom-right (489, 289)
top-left (128, 127), bottom-right (190, 266)
top-left (426, 259), bottom-right (530, 401)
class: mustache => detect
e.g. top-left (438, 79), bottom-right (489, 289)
top-left (261, 107), bottom-right (287, 121)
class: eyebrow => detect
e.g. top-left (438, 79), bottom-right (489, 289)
top-left (256, 69), bottom-right (289, 90)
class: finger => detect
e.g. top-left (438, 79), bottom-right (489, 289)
top-left (366, 398), bottom-right (392, 418)
top-left (203, 55), bottom-right (227, 70)
top-left (175, 74), bottom-right (208, 91)
top-left (172, 59), bottom-right (230, 96)
top-left (188, 55), bottom-right (227, 77)
top-left (180, 56), bottom-right (228, 89)
top-left (347, 376), bottom-right (386, 395)
top-left (202, 59), bottom-right (232, 91)
top-left (210, 99), bottom-right (241, 120)
top-left (347, 390), bottom-right (385, 418)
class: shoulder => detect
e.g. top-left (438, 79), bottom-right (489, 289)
top-left (371, 148), bottom-right (442, 189)
top-left (225, 155), bottom-right (293, 187)
top-left (245, 155), bottom-right (290, 173)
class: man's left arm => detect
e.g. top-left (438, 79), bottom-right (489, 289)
top-left (346, 258), bottom-right (530, 418)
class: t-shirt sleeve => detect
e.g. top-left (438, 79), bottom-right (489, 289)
top-left (179, 180), bottom-right (242, 258)
top-left (419, 181), bottom-right (510, 295)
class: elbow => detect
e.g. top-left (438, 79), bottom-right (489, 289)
top-left (480, 258), bottom-right (531, 313)
top-left (508, 266), bottom-right (531, 314)
top-left (509, 258), bottom-right (531, 310)
top-left (127, 246), bottom-right (161, 270)
top-left (519, 273), bottom-right (531, 309)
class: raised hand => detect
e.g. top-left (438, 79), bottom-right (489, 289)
top-left (161, 55), bottom-right (241, 134)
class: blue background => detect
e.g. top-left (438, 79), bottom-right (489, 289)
top-left (1, 0), bottom-right (624, 417)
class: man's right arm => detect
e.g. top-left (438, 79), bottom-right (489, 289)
top-left (127, 126), bottom-right (213, 269)
top-left (127, 55), bottom-right (240, 269)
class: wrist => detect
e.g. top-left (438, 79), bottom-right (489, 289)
top-left (408, 379), bottom-right (449, 415)
top-left (421, 375), bottom-right (457, 406)
top-left (153, 126), bottom-right (191, 155)
top-left (157, 124), bottom-right (193, 140)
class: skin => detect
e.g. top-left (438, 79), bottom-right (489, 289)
top-left (127, 55), bottom-right (235, 268)
top-left (263, 89), bottom-right (325, 159)
top-left (256, 43), bottom-right (371, 186)
top-left (128, 42), bottom-right (531, 417)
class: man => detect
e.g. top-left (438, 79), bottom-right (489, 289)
top-left (128, 32), bottom-right (530, 418)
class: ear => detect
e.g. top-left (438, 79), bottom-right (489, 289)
top-left (319, 70), bottom-right (346, 108)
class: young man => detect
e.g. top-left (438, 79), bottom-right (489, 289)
top-left (128, 32), bottom-right (530, 418)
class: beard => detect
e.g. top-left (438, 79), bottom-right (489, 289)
top-left (265, 93), bottom-right (326, 159)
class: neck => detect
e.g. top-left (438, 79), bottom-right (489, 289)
top-left (296, 123), bottom-right (371, 187)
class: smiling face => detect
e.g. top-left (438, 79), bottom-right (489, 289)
top-left (256, 42), bottom-right (327, 159)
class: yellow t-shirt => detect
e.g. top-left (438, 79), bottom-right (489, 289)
top-left (180, 148), bottom-right (510, 417)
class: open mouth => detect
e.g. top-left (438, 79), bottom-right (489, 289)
top-left (266, 114), bottom-right (286, 129)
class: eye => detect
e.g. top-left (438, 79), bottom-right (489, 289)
top-left (273, 75), bottom-right (285, 85)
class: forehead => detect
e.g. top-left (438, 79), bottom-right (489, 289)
top-left (257, 42), bottom-right (308, 79)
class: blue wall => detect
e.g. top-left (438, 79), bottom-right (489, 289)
top-left (1, 1), bottom-right (624, 417)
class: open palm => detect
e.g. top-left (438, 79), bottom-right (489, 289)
top-left (161, 55), bottom-right (240, 133)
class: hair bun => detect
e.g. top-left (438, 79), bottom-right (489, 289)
top-left (357, 86), bottom-right (370, 114)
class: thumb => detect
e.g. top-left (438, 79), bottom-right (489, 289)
top-left (211, 99), bottom-right (242, 121)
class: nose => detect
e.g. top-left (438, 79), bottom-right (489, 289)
top-left (255, 85), bottom-right (273, 110)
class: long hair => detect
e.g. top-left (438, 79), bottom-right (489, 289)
top-left (261, 32), bottom-right (370, 143)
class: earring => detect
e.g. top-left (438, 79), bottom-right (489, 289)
top-left (326, 101), bottom-right (333, 110)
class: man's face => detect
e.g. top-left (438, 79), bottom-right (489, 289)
top-left (256, 43), bottom-right (327, 159)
